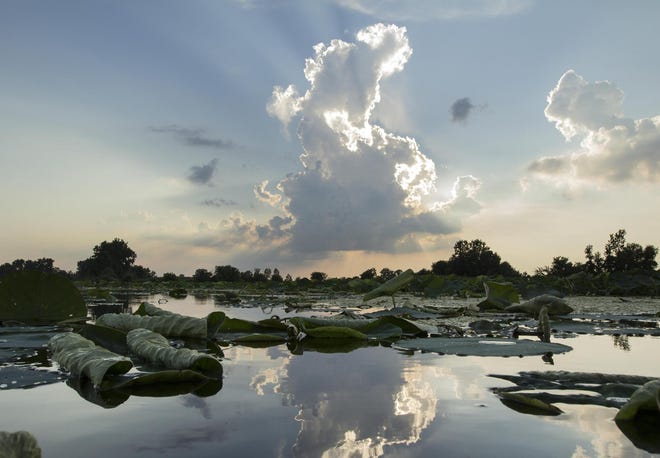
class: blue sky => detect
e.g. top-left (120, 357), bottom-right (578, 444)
top-left (1, 0), bottom-right (658, 277)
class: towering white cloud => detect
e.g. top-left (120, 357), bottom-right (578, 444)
top-left (261, 24), bottom-right (479, 254)
top-left (529, 70), bottom-right (660, 185)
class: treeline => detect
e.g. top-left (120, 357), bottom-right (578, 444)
top-left (1, 230), bottom-right (657, 296)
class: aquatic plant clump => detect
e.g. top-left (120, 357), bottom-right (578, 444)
top-left (49, 332), bottom-right (133, 387)
top-left (0, 431), bottom-right (42, 458)
top-left (126, 328), bottom-right (222, 378)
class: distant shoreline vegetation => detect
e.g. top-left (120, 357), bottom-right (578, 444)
top-left (0, 230), bottom-right (658, 297)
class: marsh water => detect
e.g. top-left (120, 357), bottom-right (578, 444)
top-left (1, 294), bottom-right (659, 457)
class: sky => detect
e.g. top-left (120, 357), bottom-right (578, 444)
top-left (1, 0), bottom-right (659, 277)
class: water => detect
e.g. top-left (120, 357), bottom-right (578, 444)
top-left (1, 294), bottom-right (658, 457)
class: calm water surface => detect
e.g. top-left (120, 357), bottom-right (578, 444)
top-left (1, 294), bottom-right (658, 458)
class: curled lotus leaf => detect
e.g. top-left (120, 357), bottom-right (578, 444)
top-left (96, 310), bottom-right (225, 339)
top-left (133, 302), bottom-right (173, 317)
top-left (49, 332), bottom-right (133, 387)
top-left (615, 379), bottom-right (660, 421)
top-left (304, 326), bottom-right (369, 340)
top-left (126, 328), bottom-right (222, 378)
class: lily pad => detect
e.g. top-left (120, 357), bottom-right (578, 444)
top-left (0, 271), bottom-right (86, 324)
top-left (395, 337), bottom-right (573, 357)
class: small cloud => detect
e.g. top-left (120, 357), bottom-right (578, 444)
top-left (188, 159), bottom-right (218, 185)
top-left (450, 97), bottom-right (475, 122)
top-left (150, 125), bottom-right (235, 150)
top-left (201, 198), bottom-right (237, 207)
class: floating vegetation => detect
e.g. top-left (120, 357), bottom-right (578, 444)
top-left (363, 269), bottom-right (414, 305)
top-left (0, 271), bottom-right (86, 324)
top-left (395, 337), bottom-right (573, 357)
top-left (0, 430), bottom-right (41, 458)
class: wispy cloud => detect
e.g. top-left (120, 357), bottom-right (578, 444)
top-left (150, 125), bottom-right (235, 149)
top-left (201, 198), bottom-right (237, 207)
top-left (188, 159), bottom-right (218, 185)
top-left (334, 0), bottom-right (534, 21)
top-left (528, 70), bottom-right (660, 186)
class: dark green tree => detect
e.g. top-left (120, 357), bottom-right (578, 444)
top-left (214, 265), bottom-right (241, 282)
top-left (76, 238), bottom-right (137, 280)
top-left (360, 268), bottom-right (377, 280)
top-left (192, 268), bottom-right (213, 282)
top-left (448, 239), bottom-right (501, 276)
top-left (271, 268), bottom-right (283, 282)
top-left (162, 272), bottom-right (178, 281)
top-left (310, 271), bottom-right (328, 282)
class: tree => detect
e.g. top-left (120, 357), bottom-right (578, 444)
top-left (547, 256), bottom-right (581, 278)
top-left (431, 260), bottom-right (451, 275)
top-left (162, 272), bottom-right (178, 281)
top-left (214, 265), bottom-right (241, 282)
top-left (310, 271), bottom-right (328, 282)
top-left (360, 268), bottom-right (377, 280)
top-left (192, 268), bottom-right (213, 282)
top-left (378, 268), bottom-right (397, 281)
top-left (240, 270), bottom-right (254, 282)
top-left (0, 258), bottom-right (58, 278)
top-left (448, 239), bottom-right (501, 276)
top-left (77, 238), bottom-right (137, 280)
top-left (589, 229), bottom-right (658, 273)
top-left (271, 268), bottom-right (283, 282)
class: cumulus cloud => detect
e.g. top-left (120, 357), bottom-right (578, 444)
top-left (259, 24), bottom-right (481, 255)
top-left (334, 0), bottom-right (534, 21)
top-left (150, 125), bottom-right (235, 149)
top-left (188, 159), bottom-right (218, 185)
top-left (254, 180), bottom-right (282, 206)
top-left (528, 70), bottom-right (660, 185)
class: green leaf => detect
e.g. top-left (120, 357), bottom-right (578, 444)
top-left (232, 333), bottom-right (288, 343)
top-left (286, 316), bottom-right (403, 341)
top-left (0, 431), bottom-right (42, 458)
top-left (395, 337), bottom-right (573, 357)
top-left (615, 379), bottom-right (660, 421)
top-left (505, 294), bottom-right (574, 316)
top-left (0, 271), bottom-right (86, 324)
top-left (304, 326), bottom-right (368, 340)
top-left (477, 281), bottom-right (519, 311)
top-left (133, 302), bottom-right (173, 316)
top-left (96, 310), bottom-right (225, 339)
top-left (497, 391), bottom-right (563, 416)
top-left (126, 328), bottom-right (222, 378)
top-left (49, 332), bottom-right (133, 387)
top-left (78, 323), bottom-right (128, 355)
top-left (363, 269), bottom-right (414, 301)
